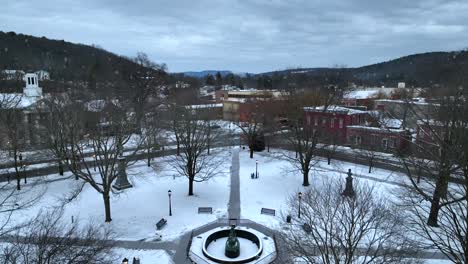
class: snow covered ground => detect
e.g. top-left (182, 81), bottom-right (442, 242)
top-left (239, 148), bottom-right (407, 228)
top-left (4, 148), bottom-right (232, 241)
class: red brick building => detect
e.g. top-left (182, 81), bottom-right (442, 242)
top-left (303, 106), bottom-right (369, 144)
top-left (347, 126), bottom-right (410, 153)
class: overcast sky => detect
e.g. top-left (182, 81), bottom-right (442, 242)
top-left (1, 0), bottom-right (468, 73)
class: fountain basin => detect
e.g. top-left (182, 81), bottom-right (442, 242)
top-left (202, 228), bottom-right (262, 263)
top-left (189, 225), bottom-right (276, 264)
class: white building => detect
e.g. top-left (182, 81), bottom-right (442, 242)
top-left (23, 73), bottom-right (43, 98)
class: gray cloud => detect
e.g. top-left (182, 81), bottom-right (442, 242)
top-left (1, 0), bottom-right (467, 72)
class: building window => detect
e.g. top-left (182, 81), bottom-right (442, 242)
top-left (382, 138), bottom-right (389, 150)
top-left (322, 118), bottom-right (327, 127)
top-left (330, 118), bottom-right (335, 128)
top-left (307, 116), bottom-right (311, 125)
top-left (355, 136), bottom-right (362, 145)
top-left (314, 116), bottom-right (318, 126)
top-left (339, 118), bottom-right (343, 128)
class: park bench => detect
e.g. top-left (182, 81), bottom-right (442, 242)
top-left (156, 218), bottom-right (167, 230)
top-left (260, 208), bottom-right (276, 216)
top-left (303, 223), bottom-right (312, 233)
top-left (198, 207), bottom-right (213, 214)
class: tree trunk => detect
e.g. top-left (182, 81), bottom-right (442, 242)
top-left (59, 160), bottom-right (64, 176)
top-left (103, 194), bottom-right (112, 222)
top-left (416, 166), bottom-right (422, 184)
top-left (439, 167), bottom-right (449, 199)
top-left (250, 148), bottom-right (254, 159)
top-left (427, 169), bottom-right (449, 226)
top-left (147, 148), bottom-right (151, 167)
top-left (15, 169), bottom-right (21, 190)
top-left (177, 142), bottom-right (180, 156)
top-left (14, 155), bottom-right (20, 191)
top-left (188, 177), bottom-right (194, 196)
top-left (427, 196), bottom-right (440, 227)
top-left (303, 167), bottom-right (310, 186)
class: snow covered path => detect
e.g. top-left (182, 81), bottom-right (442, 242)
top-left (228, 149), bottom-right (240, 219)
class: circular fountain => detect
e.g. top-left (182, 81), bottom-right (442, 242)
top-left (189, 224), bottom-right (276, 264)
top-left (202, 225), bottom-right (262, 263)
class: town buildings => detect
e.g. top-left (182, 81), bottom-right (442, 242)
top-left (216, 89), bottom-right (284, 122)
top-left (0, 73), bottom-right (49, 149)
top-left (303, 105), bottom-right (369, 144)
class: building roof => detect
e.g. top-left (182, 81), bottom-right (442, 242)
top-left (374, 98), bottom-right (436, 106)
top-left (0, 93), bottom-right (40, 109)
top-left (343, 88), bottom-right (396, 100)
top-left (380, 118), bottom-right (403, 129)
top-left (185, 103), bottom-right (223, 109)
top-left (303, 105), bottom-right (368, 115)
top-left (347, 125), bottom-right (406, 133)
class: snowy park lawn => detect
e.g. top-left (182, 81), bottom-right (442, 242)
top-left (6, 148), bottom-right (233, 242)
top-left (239, 148), bottom-right (407, 229)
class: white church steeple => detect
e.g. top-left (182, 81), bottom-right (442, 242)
top-left (23, 73), bottom-right (43, 97)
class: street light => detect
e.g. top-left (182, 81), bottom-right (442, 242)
top-left (168, 190), bottom-right (172, 216)
top-left (298, 192), bottom-right (302, 219)
top-left (255, 160), bottom-right (258, 178)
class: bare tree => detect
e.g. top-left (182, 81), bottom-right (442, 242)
top-left (353, 143), bottom-right (380, 174)
top-left (237, 106), bottom-right (263, 159)
top-left (323, 132), bottom-right (340, 166)
top-left (0, 94), bottom-right (25, 190)
top-left (0, 180), bottom-right (45, 237)
top-left (400, 89), bottom-right (467, 262)
top-left (141, 108), bottom-right (166, 167)
top-left (170, 108), bottom-right (222, 195)
top-left (396, 88), bottom-right (467, 226)
top-left (403, 182), bottom-right (467, 264)
top-left (280, 90), bottom-right (337, 186)
top-left (281, 179), bottom-right (416, 263)
top-left (0, 208), bottom-right (115, 264)
top-left (125, 52), bottom-right (167, 130)
top-left (42, 95), bottom-right (145, 222)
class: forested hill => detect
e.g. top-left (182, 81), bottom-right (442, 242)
top-left (352, 51), bottom-right (468, 86)
top-left (0, 31), bottom-right (141, 81)
top-left (260, 50), bottom-right (468, 87)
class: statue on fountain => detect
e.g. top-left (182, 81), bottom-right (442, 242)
top-left (225, 225), bottom-right (240, 258)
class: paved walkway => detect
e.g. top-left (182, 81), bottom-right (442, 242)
top-left (228, 148), bottom-right (240, 219)
top-left (172, 148), bottom-right (243, 264)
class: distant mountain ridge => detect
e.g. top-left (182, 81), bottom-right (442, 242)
top-left (180, 70), bottom-right (233, 78)
top-left (1, 30), bottom-right (467, 87)
top-left (260, 51), bottom-right (468, 87)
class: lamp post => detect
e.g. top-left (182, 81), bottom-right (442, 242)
top-left (168, 190), bottom-right (172, 216)
top-left (298, 192), bottom-right (302, 219)
top-left (255, 160), bottom-right (258, 178)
